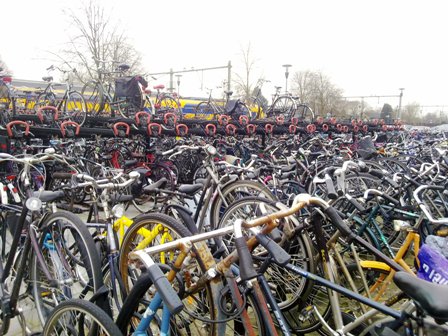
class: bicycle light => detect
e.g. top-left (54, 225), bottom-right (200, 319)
top-left (112, 204), bottom-right (125, 218)
top-left (206, 145), bottom-right (217, 156)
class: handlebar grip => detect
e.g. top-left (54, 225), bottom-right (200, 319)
top-left (347, 196), bottom-right (366, 212)
top-left (234, 237), bottom-right (257, 281)
top-left (255, 234), bottom-right (291, 266)
top-left (368, 169), bottom-right (385, 179)
top-left (324, 207), bottom-right (355, 240)
top-left (146, 263), bottom-right (184, 315)
top-left (381, 193), bottom-right (400, 206)
top-left (324, 175), bottom-right (338, 200)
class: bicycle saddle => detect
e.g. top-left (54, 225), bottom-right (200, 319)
top-left (394, 271), bottom-right (448, 324)
top-left (153, 84), bottom-right (165, 90)
top-left (178, 183), bottom-right (203, 196)
top-left (42, 76), bottom-right (53, 82)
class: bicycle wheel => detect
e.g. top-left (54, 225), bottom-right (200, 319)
top-left (159, 95), bottom-right (182, 120)
top-left (81, 82), bottom-right (103, 115)
top-left (210, 180), bottom-right (276, 230)
top-left (34, 92), bottom-right (57, 112)
top-left (118, 237), bottom-right (261, 335)
top-left (30, 211), bottom-right (104, 326)
top-left (62, 91), bottom-right (87, 126)
top-left (269, 96), bottom-right (295, 119)
top-left (42, 298), bottom-right (122, 336)
top-left (217, 196), bottom-right (315, 311)
top-left (194, 102), bottom-right (215, 120)
top-left (118, 213), bottom-right (192, 292)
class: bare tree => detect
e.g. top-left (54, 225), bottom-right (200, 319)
top-left (57, 0), bottom-right (143, 83)
top-left (291, 70), bottom-right (343, 117)
top-left (233, 43), bottom-right (264, 101)
top-left (401, 102), bottom-right (421, 124)
top-left (0, 55), bottom-right (12, 75)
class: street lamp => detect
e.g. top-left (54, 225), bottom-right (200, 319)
top-left (398, 88), bottom-right (405, 119)
top-left (282, 64), bottom-right (292, 93)
top-left (176, 74), bottom-right (182, 96)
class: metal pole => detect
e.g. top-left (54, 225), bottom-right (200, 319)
top-left (169, 68), bottom-right (174, 93)
top-left (227, 60), bottom-right (232, 93)
top-left (282, 64), bottom-right (292, 93)
top-left (398, 88), bottom-right (405, 119)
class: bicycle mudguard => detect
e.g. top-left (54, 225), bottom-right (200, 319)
top-left (164, 204), bottom-right (198, 234)
top-left (359, 260), bottom-right (392, 273)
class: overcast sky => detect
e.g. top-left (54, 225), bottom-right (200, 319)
top-left (2, 0), bottom-right (448, 113)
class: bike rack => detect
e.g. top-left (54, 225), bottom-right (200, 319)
top-left (176, 124), bottom-right (189, 136)
top-left (37, 106), bottom-right (59, 124)
top-left (239, 115), bottom-right (249, 126)
top-left (306, 124), bottom-right (316, 133)
top-left (164, 112), bottom-right (177, 126)
top-left (205, 123), bottom-right (216, 136)
top-left (147, 122), bottom-right (162, 136)
top-left (113, 122), bottom-right (131, 137)
top-left (265, 124), bottom-right (274, 134)
top-left (276, 115), bottom-right (285, 126)
top-left (60, 121), bottom-right (81, 138)
top-left (322, 124), bottom-right (329, 132)
top-left (6, 120), bottom-right (30, 138)
top-left (135, 111), bottom-right (151, 126)
top-left (226, 124), bottom-right (237, 136)
top-left (218, 115), bottom-right (230, 126)
top-left (246, 124), bottom-right (256, 135)
top-left (289, 124), bottom-right (297, 134)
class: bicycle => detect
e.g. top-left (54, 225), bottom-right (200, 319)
top-left (124, 193), bottom-right (448, 335)
top-left (0, 151), bottom-right (104, 333)
top-left (33, 65), bottom-right (87, 126)
top-left (248, 81), bottom-right (314, 121)
top-left (193, 88), bottom-right (251, 121)
top-left (81, 60), bottom-right (141, 118)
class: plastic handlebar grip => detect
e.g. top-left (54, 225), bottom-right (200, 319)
top-left (324, 175), bottom-right (338, 200)
top-left (234, 236), bottom-right (257, 281)
top-left (347, 197), bottom-right (366, 213)
top-left (255, 234), bottom-right (291, 266)
top-left (381, 193), bottom-right (400, 206)
top-left (324, 207), bottom-right (354, 240)
top-left (147, 264), bottom-right (184, 315)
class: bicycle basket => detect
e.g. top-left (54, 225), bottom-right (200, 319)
top-left (357, 135), bottom-right (377, 160)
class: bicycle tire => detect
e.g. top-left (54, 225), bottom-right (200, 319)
top-left (30, 210), bottom-right (105, 326)
top-left (42, 298), bottom-right (123, 336)
top-left (81, 81), bottom-right (104, 115)
top-left (159, 95), bottom-right (182, 120)
top-left (117, 215), bottom-right (227, 336)
top-left (34, 92), bottom-right (57, 112)
top-left (217, 196), bottom-right (315, 311)
top-left (118, 213), bottom-right (192, 292)
top-left (194, 101), bottom-right (216, 120)
top-left (210, 180), bottom-right (276, 231)
top-left (269, 95), bottom-right (295, 119)
top-left (62, 91), bottom-right (87, 126)
top-left (117, 224), bottom-right (262, 336)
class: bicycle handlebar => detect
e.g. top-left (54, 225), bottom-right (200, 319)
top-left (73, 171), bottom-right (139, 190)
top-left (414, 185), bottom-right (448, 224)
